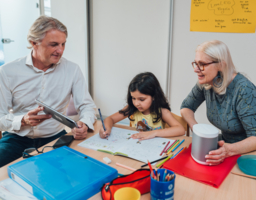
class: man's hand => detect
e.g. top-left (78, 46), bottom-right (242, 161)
top-left (205, 140), bottom-right (231, 165)
top-left (72, 121), bottom-right (88, 140)
top-left (22, 107), bottom-right (51, 127)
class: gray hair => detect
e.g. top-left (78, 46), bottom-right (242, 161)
top-left (196, 40), bottom-right (237, 94)
top-left (27, 15), bottom-right (68, 49)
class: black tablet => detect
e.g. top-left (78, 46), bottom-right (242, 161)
top-left (35, 99), bottom-right (78, 129)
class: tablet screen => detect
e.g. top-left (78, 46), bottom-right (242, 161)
top-left (35, 99), bottom-right (78, 129)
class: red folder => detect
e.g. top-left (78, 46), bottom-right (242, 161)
top-left (163, 144), bottom-right (240, 188)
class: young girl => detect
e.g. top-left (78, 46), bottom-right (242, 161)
top-left (99, 72), bottom-right (185, 140)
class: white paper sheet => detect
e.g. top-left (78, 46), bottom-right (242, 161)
top-left (78, 127), bottom-right (138, 153)
top-left (0, 178), bottom-right (37, 200)
top-left (78, 127), bottom-right (174, 163)
top-left (118, 137), bottom-right (174, 163)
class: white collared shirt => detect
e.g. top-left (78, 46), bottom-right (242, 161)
top-left (0, 52), bottom-right (96, 138)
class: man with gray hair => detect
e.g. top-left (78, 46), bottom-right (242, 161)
top-left (0, 16), bottom-right (96, 167)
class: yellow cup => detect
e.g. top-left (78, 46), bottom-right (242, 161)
top-left (114, 187), bottom-right (141, 200)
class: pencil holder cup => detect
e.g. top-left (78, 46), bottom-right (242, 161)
top-left (150, 169), bottom-right (175, 200)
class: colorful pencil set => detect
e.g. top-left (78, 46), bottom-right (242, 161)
top-left (151, 169), bottom-right (175, 182)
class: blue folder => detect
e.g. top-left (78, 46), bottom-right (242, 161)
top-left (8, 146), bottom-right (118, 200)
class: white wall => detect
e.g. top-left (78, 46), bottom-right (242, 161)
top-left (51, 0), bottom-right (89, 82)
top-left (91, 0), bottom-right (171, 116)
top-left (0, 0), bottom-right (39, 63)
top-left (170, 0), bottom-right (256, 124)
top-left (51, 0), bottom-right (256, 125)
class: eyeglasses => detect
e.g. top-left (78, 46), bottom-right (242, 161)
top-left (22, 146), bottom-right (54, 158)
top-left (191, 61), bottom-right (218, 71)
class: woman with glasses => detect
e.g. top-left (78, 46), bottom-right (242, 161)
top-left (180, 40), bottom-right (256, 165)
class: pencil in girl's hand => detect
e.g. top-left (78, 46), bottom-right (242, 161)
top-left (98, 108), bottom-right (105, 130)
top-left (98, 108), bottom-right (108, 139)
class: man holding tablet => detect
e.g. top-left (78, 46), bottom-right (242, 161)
top-left (0, 16), bottom-right (96, 167)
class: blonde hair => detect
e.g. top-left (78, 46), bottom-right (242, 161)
top-left (196, 40), bottom-right (237, 94)
top-left (27, 15), bottom-right (68, 49)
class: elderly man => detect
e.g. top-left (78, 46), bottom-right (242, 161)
top-left (0, 16), bottom-right (96, 167)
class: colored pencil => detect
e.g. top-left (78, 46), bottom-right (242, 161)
top-left (162, 169), bottom-right (167, 182)
top-left (147, 160), bottom-right (156, 178)
top-left (151, 171), bottom-right (154, 178)
top-left (160, 141), bottom-right (170, 156)
top-left (167, 140), bottom-right (179, 155)
top-left (165, 140), bottom-right (177, 153)
top-left (178, 147), bottom-right (187, 156)
top-left (171, 139), bottom-right (185, 152)
top-left (171, 147), bottom-right (185, 159)
top-left (169, 140), bottom-right (180, 151)
top-left (147, 160), bottom-right (153, 172)
top-left (116, 163), bottom-right (136, 171)
top-left (141, 156), bottom-right (168, 167)
top-left (156, 154), bottom-right (173, 168)
top-left (166, 174), bottom-right (170, 181)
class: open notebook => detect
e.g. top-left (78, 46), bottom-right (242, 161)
top-left (78, 127), bottom-right (174, 163)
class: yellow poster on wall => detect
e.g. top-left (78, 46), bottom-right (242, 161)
top-left (190, 0), bottom-right (256, 33)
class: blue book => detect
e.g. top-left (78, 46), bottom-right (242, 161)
top-left (8, 146), bottom-right (118, 200)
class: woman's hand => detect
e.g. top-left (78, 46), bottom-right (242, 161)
top-left (205, 140), bottom-right (231, 165)
top-left (131, 131), bottom-right (157, 141)
top-left (99, 127), bottom-right (111, 139)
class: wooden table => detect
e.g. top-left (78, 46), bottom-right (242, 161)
top-left (0, 121), bottom-right (255, 200)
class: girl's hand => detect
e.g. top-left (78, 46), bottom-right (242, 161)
top-left (99, 127), bottom-right (111, 139)
top-left (205, 141), bottom-right (230, 165)
top-left (131, 131), bottom-right (157, 141)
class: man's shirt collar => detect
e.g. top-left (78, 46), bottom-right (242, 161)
top-left (25, 51), bottom-right (61, 73)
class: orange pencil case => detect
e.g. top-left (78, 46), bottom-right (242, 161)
top-left (101, 169), bottom-right (151, 200)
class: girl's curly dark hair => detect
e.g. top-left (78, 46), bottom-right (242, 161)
top-left (119, 72), bottom-right (170, 123)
